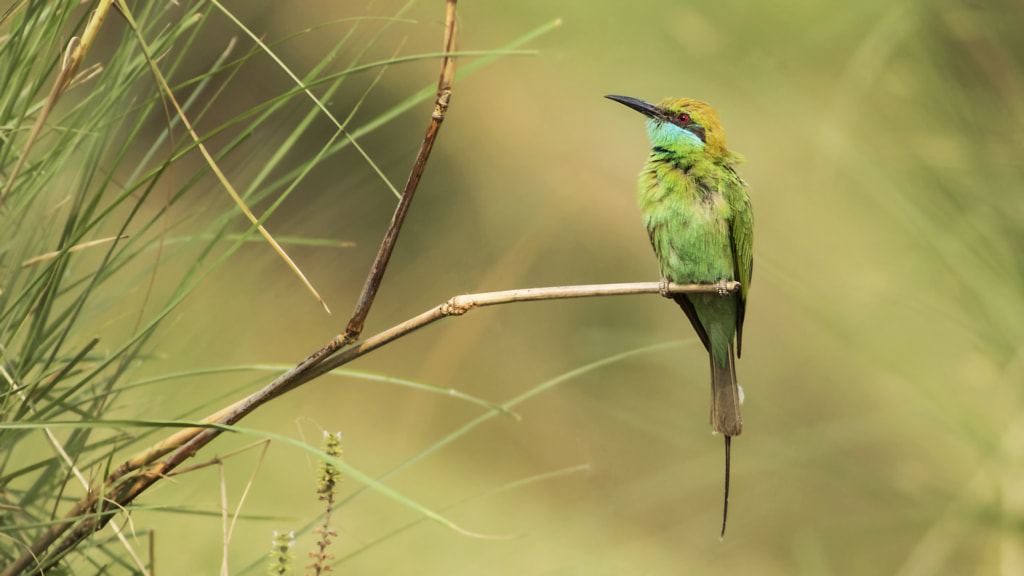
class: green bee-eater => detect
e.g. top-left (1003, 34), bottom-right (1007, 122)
top-left (606, 95), bottom-right (753, 536)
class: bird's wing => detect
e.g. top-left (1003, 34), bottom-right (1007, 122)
top-left (725, 173), bottom-right (753, 357)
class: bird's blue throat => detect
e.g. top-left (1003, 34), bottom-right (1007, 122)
top-left (646, 119), bottom-right (705, 151)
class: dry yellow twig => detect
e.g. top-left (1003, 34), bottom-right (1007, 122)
top-left (0, 276), bottom-right (737, 576)
top-left (21, 236), bottom-right (129, 268)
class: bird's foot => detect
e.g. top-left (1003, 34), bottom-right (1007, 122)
top-left (716, 278), bottom-right (730, 296)
top-left (659, 278), bottom-right (672, 298)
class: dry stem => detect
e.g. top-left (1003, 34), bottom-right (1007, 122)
top-left (1, 279), bottom-right (737, 575)
top-left (343, 0), bottom-right (459, 342)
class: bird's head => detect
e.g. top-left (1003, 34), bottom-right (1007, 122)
top-left (605, 95), bottom-right (729, 159)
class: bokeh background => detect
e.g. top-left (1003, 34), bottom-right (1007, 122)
top-left (123, 0), bottom-right (1024, 574)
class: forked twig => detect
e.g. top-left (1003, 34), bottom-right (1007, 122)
top-left (342, 0), bottom-right (459, 342)
top-left (2, 279), bottom-right (738, 575)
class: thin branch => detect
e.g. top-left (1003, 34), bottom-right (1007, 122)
top-left (343, 0), bottom-right (459, 342)
top-left (307, 282), bottom-right (741, 382)
top-left (4, 279), bottom-right (737, 575)
top-left (172, 282), bottom-right (740, 441)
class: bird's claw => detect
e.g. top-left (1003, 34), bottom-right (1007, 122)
top-left (716, 279), bottom-right (730, 296)
top-left (659, 278), bottom-right (672, 298)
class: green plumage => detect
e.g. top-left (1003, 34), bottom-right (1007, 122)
top-left (607, 95), bottom-right (753, 438)
top-left (607, 94), bottom-right (753, 536)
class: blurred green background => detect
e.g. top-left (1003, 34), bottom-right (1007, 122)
top-left (128, 0), bottom-right (1024, 573)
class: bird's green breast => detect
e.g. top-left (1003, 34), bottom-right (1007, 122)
top-left (639, 157), bottom-right (737, 284)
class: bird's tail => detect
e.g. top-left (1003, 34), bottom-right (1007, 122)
top-left (710, 340), bottom-right (742, 437)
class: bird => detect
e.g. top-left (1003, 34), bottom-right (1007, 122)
top-left (606, 95), bottom-right (753, 537)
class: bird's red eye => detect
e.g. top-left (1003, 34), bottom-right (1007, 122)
top-left (677, 113), bottom-right (690, 124)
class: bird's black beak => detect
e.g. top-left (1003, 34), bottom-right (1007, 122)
top-left (605, 95), bottom-right (661, 119)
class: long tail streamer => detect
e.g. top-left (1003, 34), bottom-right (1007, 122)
top-left (721, 436), bottom-right (731, 539)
